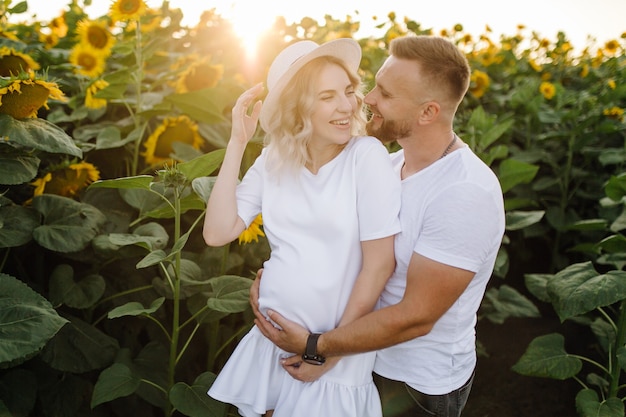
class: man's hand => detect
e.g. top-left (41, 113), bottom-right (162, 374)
top-left (254, 309), bottom-right (310, 354)
top-left (280, 355), bottom-right (339, 382)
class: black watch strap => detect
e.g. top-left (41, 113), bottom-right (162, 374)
top-left (302, 333), bottom-right (325, 365)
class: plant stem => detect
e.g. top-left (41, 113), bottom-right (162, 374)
top-left (166, 186), bottom-right (182, 416)
top-left (609, 300), bottom-right (626, 397)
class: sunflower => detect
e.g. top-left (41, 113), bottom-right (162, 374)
top-left (0, 74), bottom-right (66, 119)
top-left (0, 47), bottom-right (40, 77)
top-left (175, 59), bottom-right (224, 93)
top-left (38, 31), bottom-right (59, 49)
top-left (85, 79), bottom-right (109, 109)
top-left (110, 0), bottom-right (147, 23)
top-left (76, 19), bottom-right (115, 56)
top-left (603, 107), bottom-right (624, 121)
top-left (69, 43), bottom-right (107, 78)
top-left (30, 161), bottom-right (100, 200)
top-left (539, 82), bottom-right (556, 100)
top-left (238, 214), bottom-right (265, 244)
top-left (469, 70), bottom-right (490, 99)
top-left (48, 13), bottom-right (68, 38)
top-left (142, 115), bottom-right (204, 166)
top-left (0, 28), bottom-right (19, 41)
top-left (127, 7), bottom-right (163, 33)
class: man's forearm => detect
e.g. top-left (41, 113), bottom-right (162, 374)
top-left (317, 304), bottom-right (429, 357)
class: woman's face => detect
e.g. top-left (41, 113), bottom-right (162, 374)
top-left (308, 63), bottom-right (358, 148)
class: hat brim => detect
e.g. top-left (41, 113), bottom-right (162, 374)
top-left (259, 38), bottom-right (361, 132)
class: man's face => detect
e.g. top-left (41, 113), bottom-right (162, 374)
top-left (364, 56), bottom-right (425, 143)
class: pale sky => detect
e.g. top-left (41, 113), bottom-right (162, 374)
top-left (11, 0), bottom-right (626, 51)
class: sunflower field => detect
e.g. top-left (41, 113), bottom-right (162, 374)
top-left (0, 0), bottom-right (625, 416)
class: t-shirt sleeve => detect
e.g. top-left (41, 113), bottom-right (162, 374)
top-left (355, 137), bottom-right (402, 241)
top-left (235, 150), bottom-right (265, 227)
top-left (415, 182), bottom-right (504, 272)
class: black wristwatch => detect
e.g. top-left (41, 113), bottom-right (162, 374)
top-left (301, 333), bottom-right (326, 365)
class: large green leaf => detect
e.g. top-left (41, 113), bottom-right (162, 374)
top-left (511, 333), bottom-right (582, 380)
top-left (0, 114), bottom-right (82, 157)
top-left (107, 297), bottom-right (165, 319)
top-left (547, 262), bottom-right (626, 321)
top-left (177, 149), bottom-right (226, 181)
top-left (48, 264), bottom-right (106, 309)
top-left (0, 152), bottom-right (40, 185)
top-left (498, 158), bottom-right (539, 193)
top-left (505, 210), bottom-right (544, 231)
top-left (0, 274), bottom-right (68, 367)
top-left (575, 389), bottom-right (624, 417)
top-left (0, 205), bottom-right (40, 248)
top-left (164, 89), bottom-right (229, 124)
top-left (169, 372), bottom-right (226, 417)
top-left (91, 363), bottom-right (140, 409)
top-left (108, 222), bottom-right (169, 251)
top-left (206, 275), bottom-right (252, 313)
top-left (40, 315), bottom-right (119, 373)
top-left (32, 194), bottom-right (107, 253)
top-left (481, 284), bottom-right (540, 324)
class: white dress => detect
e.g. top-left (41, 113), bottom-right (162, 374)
top-left (208, 136), bottom-right (401, 417)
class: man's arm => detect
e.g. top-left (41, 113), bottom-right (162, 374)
top-left (256, 251), bottom-right (475, 356)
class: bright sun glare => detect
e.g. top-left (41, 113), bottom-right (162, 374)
top-left (182, 1), bottom-right (273, 60)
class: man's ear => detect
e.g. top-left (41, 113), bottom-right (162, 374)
top-left (418, 101), bottom-right (440, 124)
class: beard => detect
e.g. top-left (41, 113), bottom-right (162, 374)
top-left (366, 117), bottom-right (412, 144)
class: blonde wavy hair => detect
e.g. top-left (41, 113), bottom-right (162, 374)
top-left (263, 55), bottom-right (367, 176)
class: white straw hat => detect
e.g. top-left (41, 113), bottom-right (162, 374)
top-left (259, 38), bottom-right (361, 132)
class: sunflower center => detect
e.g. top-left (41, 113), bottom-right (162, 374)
top-left (121, 0), bottom-right (141, 14)
top-left (155, 123), bottom-right (195, 157)
top-left (0, 56), bottom-right (30, 77)
top-left (77, 52), bottom-right (98, 70)
top-left (184, 63), bottom-right (222, 92)
top-left (0, 83), bottom-right (50, 119)
top-left (87, 26), bottom-right (109, 49)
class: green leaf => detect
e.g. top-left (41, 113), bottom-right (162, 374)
top-left (605, 173), bottom-right (626, 201)
top-left (177, 149), bottom-right (226, 181)
top-left (0, 205), bottom-right (40, 248)
top-left (136, 249), bottom-right (168, 268)
top-left (191, 176), bottom-right (217, 203)
top-left (108, 222), bottom-right (169, 251)
top-left (0, 274), bottom-right (68, 366)
top-left (165, 90), bottom-right (228, 124)
top-left (575, 389), bottom-right (624, 417)
top-left (40, 315), bottom-right (119, 373)
top-left (89, 175), bottom-right (154, 191)
top-left (0, 153), bottom-right (40, 185)
top-left (597, 234), bottom-right (626, 254)
top-left (567, 219), bottom-right (608, 231)
top-left (498, 158), bottom-right (539, 193)
top-left (49, 264), bottom-right (105, 309)
top-left (511, 333), bottom-right (582, 380)
top-left (524, 273), bottom-right (552, 303)
top-left (505, 210), bottom-right (544, 231)
top-left (108, 298), bottom-right (165, 319)
top-left (0, 114), bottom-right (82, 158)
top-left (169, 372), bottom-right (226, 417)
top-left (32, 195), bottom-right (107, 253)
top-left (91, 363), bottom-right (141, 409)
top-left (206, 275), bottom-right (253, 313)
top-left (547, 262), bottom-right (626, 321)
top-left (481, 285), bottom-right (540, 324)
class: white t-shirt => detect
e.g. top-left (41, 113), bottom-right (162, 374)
top-left (374, 145), bottom-right (505, 395)
top-left (237, 136), bottom-right (402, 333)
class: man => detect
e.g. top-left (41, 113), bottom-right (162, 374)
top-left (252, 35), bottom-right (505, 417)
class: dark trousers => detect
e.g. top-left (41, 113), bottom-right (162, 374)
top-left (374, 371), bottom-right (474, 417)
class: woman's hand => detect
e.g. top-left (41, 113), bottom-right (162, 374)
top-left (230, 83), bottom-right (263, 146)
